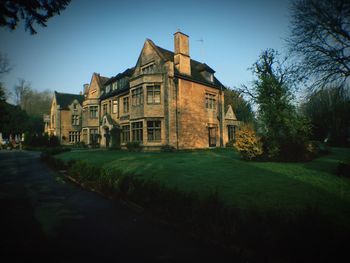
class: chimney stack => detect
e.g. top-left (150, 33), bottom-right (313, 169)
top-left (174, 31), bottom-right (191, 76)
top-left (83, 83), bottom-right (89, 95)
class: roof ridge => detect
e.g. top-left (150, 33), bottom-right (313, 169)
top-left (55, 91), bottom-right (83, 96)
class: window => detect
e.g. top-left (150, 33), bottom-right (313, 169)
top-left (131, 121), bottom-right (143, 142)
top-left (141, 63), bottom-right (155, 74)
top-left (147, 85), bottom-right (161, 104)
top-left (205, 93), bottom-right (216, 110)
top-left (69, 131), bottom-right (81, 143)
top-left (72, 115), bottom-right (79, 125)
top-left (82, 129), bottom-right (88, 142)
top-left (208, 127), bottom-right (217, 147)
top-left (123, 97), bottom-right (129, 113)
top-left (147, 121), bottom-right (161, 141)
top-left (102, 104), bottom-right (107, 115)
top-left (121, 125), bottom-right (130, 143)
top-left (89, 106), bottom-right (98, 118)
top-left (228, 125), bottom-right (236, 141)
top-left (132, 87), bottom-right (143, 106)
top-left (89, 129), bottom-right (98, 144)
top-left (112, 100), bottom-right (118, 114)
top-left (73, 103), bottom-right (77, 110)
top-left (112, 82), bottom-right (117, 90)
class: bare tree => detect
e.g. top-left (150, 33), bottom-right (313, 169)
top-left (288, 0), bottom-right (350, 89)
top-left (13, 79), bottom-right (52, 116)
top-left (0, 0), bottom-right (71, 34)
top-left (13, 79), bottom-right (31, 106)
top-left (0, 53), bottom-right (11, 75)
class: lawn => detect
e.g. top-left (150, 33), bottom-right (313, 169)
top-left (56, 147), bottom-right (350, 225)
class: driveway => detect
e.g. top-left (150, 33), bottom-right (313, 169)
top-left (0, 150), bottom-right (237, 262)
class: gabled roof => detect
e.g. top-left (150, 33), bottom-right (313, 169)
top-left (98, 75), bottom-right (109, 86)
top-left (92, 73), bottom-right (109, 88)
top-left (54, 91), bottom-right (84, 110)
top-left (154, 43), bottom-right (224, 90)
top-left (225, 105), bottom-right (237, 120)
top-left (100, 67), bottom-right (135, 100)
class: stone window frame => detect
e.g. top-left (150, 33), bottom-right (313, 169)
top-left (131, 121), bottom-right (143, 143)
top-left (123, 97), bottom-right (129, 113)
top-left (141, 62), bottom-right (155, 75)
top-left (146, 85), bottom-right (161, 105)
top-left (89, 128), bottom-right (99, 144)
top-left (89, 106), bottom-right (98, 119)
top-left (112, 99), bottom-right (118, 114)
top-left (131, 86), bottom-right (143, 106)
top-left (205, 92), bottom-right (217, 110)
top-left (69, 131), bottom-right (81, 143)
top-left (147, 120), bottom-right (161, 142)
top-left (72, 115), bottom-right (79, 126)
top-left (227, 125), bottom-right (236, 141)
top-left (121, 124), bottom-right (130, 143)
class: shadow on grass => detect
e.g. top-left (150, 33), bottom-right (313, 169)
top-left (58, 155), bottom-right (350, 263)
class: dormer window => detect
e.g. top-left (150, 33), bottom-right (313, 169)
top-left (112, 82), bottom-right (117, 90)
top-left (106, 85), bottom-right (111, 93)
top-left (201, 71), bottom-right (214, 83)
top-left (199, 63), bottom-right (215, 83)
top-left (141, 62), bottom-right (155, 74)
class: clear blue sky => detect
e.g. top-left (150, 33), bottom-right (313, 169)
top-left (0, 0), bottom-right (291, 97)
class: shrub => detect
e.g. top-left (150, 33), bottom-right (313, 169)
top-left (337, 160), bottom-right (350, 177)
top-left (160, 144), bottom-right (176, 152)
top-left (69, 160), bottom-right (100, 184)
top-left (234, 124), bottom-right (263, 160)
top-left (225, 140), bottom-right (235, 148)
top-left (126, 141), bottom-right (143, 152)
top-left (110, 127), bottom-right (121, 149)
top-left (72, 141), bottom-right (87, 149)
top-left (23, 132), bottom-right (60, 148)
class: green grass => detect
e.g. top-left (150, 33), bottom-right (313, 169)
top-left (56, 147), bottom-right (350, 224)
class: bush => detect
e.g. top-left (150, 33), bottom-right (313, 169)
top-left (72, 141), bottom-right (87, 149)
top-left (225, 140), bottom-right (235, 148)
top-left (69, 160), bottom-right (101, 186)
top-left (337, 160), bottom-right (350, 177)
top-left (126, 141), bottom-right (143, 152)
top-left (160, 144), bottom-right (176, 152)
top-left (234, 124), bottom-right (263, 160)
top-left (24, 132), bottom-right (60, 148)
top-left (110, 127), bottom-right (121, 149)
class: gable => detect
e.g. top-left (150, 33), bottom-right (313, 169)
top-left (54, 91), bottom-right (84, 110)
top-left (132, 39), bottom-right (165, 78)
top-left (225, 105), bottom-right (237, 120)
top-left (87, 73), bottom-right (109, 99)
top-left (88, 74), bottom-right (100, 98)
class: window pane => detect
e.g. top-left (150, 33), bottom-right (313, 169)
top-left (154, 91), bottom-right (160, 103)
top-left (147, 90), bottom-right (153, 104)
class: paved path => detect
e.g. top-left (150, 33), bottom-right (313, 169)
top-left (0, 150), bottom-right (237, 262)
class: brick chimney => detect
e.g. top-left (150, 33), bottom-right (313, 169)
top-left (174, 31), bottom-right (191, 76)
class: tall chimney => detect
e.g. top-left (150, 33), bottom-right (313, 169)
top-left (174, 31), bottom-right (191, 76)
top-left (83, 83), bottom-right (89, 95)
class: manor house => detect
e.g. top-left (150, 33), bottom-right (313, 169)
top-left (45, 31), bottom-right (240, 149)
